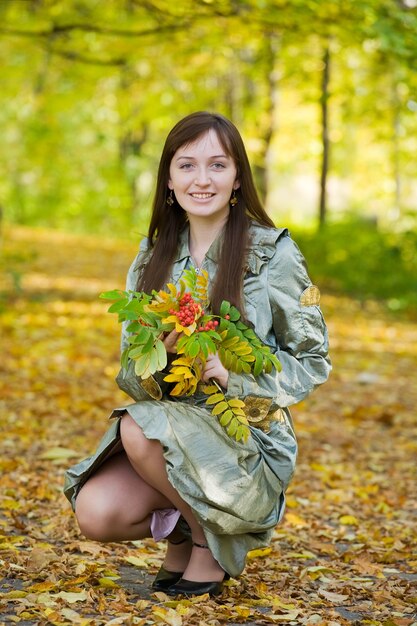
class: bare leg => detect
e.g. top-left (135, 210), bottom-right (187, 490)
top-left (120, 415), bottom-right (225, 582)
top-left (75, 451), bottom-right (172, 542)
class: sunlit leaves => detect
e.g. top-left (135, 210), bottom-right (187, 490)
top-left (163, 356), bottom-right (202, 396)
top-left (202, 384), bottom-right (250, 442)
top-left (102, 268), bottom-right (281, 441)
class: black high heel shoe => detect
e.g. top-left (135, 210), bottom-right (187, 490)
top-left (152, 536), bottom-right (189, 591)
top-left (166, 541), bottom-right (230, 597)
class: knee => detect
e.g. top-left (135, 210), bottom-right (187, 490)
top-left (120, 415), bottom-right (154, 461)
top-left (75, 485), bottom-right (122, 542)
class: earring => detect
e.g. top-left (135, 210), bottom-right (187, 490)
top-left (230, 190), bottom-right (238, 207)
top-left (166, 190), bottom-right (174, 206)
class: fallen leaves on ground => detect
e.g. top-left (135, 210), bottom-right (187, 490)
top-left (1, 226), bottom-right (416, 626)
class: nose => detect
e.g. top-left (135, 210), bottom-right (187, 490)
top-left (194, 168), bottom-right (211, 186)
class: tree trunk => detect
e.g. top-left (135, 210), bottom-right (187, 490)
top-left (253, 31), bottom-right (280, 203)
top-left (391, 76), bottom-right (402, 219)
top-left (319, 45), bottom-right (331, 228)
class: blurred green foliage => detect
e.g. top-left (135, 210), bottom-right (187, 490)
top-left (294, 218), bottom-right (417, 313)
top-left (1, 0), bottom-right (417, 235)
top-left (1, 0), bottom-right (417, 310)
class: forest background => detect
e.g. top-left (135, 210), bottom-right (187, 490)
top-left (1, 0), bottom-right (417, 311)
top-left (1, 1), bottom-right (417, 625)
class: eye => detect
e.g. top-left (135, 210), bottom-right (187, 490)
top-left (179, 162), bottom-right (194, 170)
top-left (211, 162), bottom-right (226, 169)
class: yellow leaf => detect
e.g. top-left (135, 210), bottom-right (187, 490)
top-left (1, 590), bottom-right (27, 599)
top-left (40, 447), bottom-right (79, 459)
top-left (97, 577), bottom-right (120, 588)
top-left (0, 532), bottom-right (20, 550)
top-left (212, 401), bottom-right (229, 415)
top-left (247, 547), bottom-right (272, 559)
top-left (286, 551), bottom-right (316, 559)
top-left (339, 514), bottom-right (359, 526)
top-left (162, 315), bottom-right (180, 324)
top-left (27, 581), bottom-right (58, 592)
top-left (285, 496), bottom-right (299, 508)
top-left (271, 597), bottom-right (297, 610)
top-left (135, 599), bottom-right (151, 610)
top-left (227, 398), bottom-right (245, 408)
top-left (171, 357), bottom-right (194, 366)
top-left (124, 555), bottom-right (149, 568)
top-left (35, 592), bottom-right (58, 607)
top-left (265, 611), bottom-right (300, 621)
top-left (205, 392), bottom-right (225, 405)
top-left (152, 606), bottom-right (183, 625)
top-left (56, 590), bottom-right (89, 603)
top-left (284, 512), bottom-right (307, 527)
top-left (170, 382), bottom-right (189, 396)
top-left (318, 589), bottom-right (349, 603)
top-left (202, 384), bottom-right (218, 394)
top-left (164, 373), bottom-right (182, 382)
top-left (301, 565), bottom-right (334, 580)
top-left (167, 282), bottom-right (177, 298)
top-left (60, 607), bottom-right (86, 623)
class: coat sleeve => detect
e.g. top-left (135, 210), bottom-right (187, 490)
top-left (226, 236), bottom-right (331, 408)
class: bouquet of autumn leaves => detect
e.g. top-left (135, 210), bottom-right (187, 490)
top-left (100, 268), bottom-right (281, 443)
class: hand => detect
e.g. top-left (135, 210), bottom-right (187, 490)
top-left (202, 353), bottom-right (229, 389)
top-left (163, 329), bottom-right (181, 354)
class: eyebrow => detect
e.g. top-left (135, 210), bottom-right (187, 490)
top-left (176, 154), bottom-right (229, 161)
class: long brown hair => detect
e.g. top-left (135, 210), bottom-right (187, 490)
top-left (138, 111), bottom-right (275, 313)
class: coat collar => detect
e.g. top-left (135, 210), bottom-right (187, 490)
top-left (172, 221), bottom-right (288, 274)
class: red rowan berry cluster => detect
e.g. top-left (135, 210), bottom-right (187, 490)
top-left (197, 319), bottom-right (219, 332)
top-left (169, 292), bottom-right (202, 327)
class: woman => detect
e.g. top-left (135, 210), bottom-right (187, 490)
top-left (64, 111), bottom-right (331, 597)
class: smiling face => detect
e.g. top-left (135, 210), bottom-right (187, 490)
top-left (168, 129), bottom-right (240, 224)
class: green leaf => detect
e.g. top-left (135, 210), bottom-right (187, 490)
top-left (227, 419), bottom-right (238, 437)
top-left (128, 345), bottom-right (146, 359)
top-left (100, 289), bottom-right (125, 300)
top-left (220, 300), bottom-right (231, 316)
top-left (134, 353), bottom-right (150, 377)
top-left (241, 361), bottom-right (252, 374)
top-left (229, 306), bottom-right (241, 322)
top-left (124, 299), bottom-right (145, 314)
top-left (108, 300), bottom-right (128, 313)
top-left (119, 310), bottom-right (140, 321)
top-left (222, 336), bottom-right (240, 349)
top-left (219, 410), bottom-right (234, 426)
top-left (155, 339), bottom-right (167, 370)
top-left (141, 332), bottom-right (155, 354)
top-left (253, 353), bottom-right (264, 377)
top-left (189, 340), bottom-right (201, 359)
top-left (121, 348), bottom-right (129, 371)
top-left (236, 424), bottom-right (250, 443)
top-left (148, 346), bottom-right (159, 374)
top-left (134, 326), bottom-right (153, 344)
top-left (204, 335), bottom-right (217, 355)
top-left (126, 321), bottom-right (141, 333)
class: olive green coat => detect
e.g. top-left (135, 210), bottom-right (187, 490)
top-left (64, 222), bottom-right (331, 577)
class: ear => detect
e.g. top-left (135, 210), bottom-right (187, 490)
top-left (233, 180), bottom-right (240, 190)
top-left (168, 180), bottom-right (174, 190)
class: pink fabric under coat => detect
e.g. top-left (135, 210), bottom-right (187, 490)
top-left (150, 508), bottom-right (181, 541)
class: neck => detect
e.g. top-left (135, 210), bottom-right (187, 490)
top-left (188, 214), bottom-right (227, 268)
